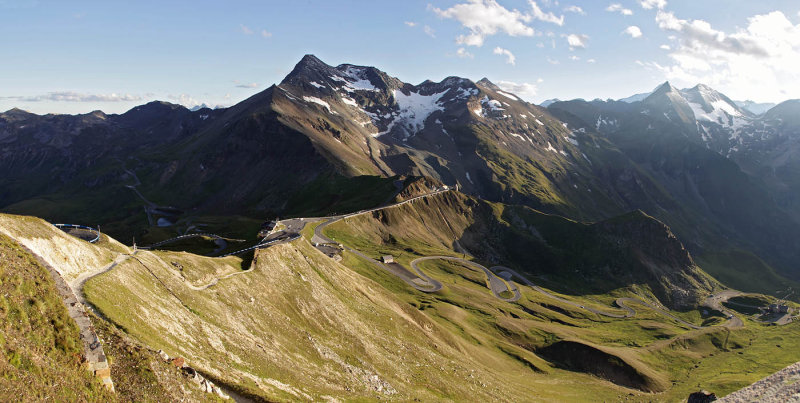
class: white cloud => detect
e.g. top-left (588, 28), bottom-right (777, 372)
top-left (493, 46), bottom-right (516, 65)
top-left (404, 21), bottom-right (417, 27)
top-left (234, 81), bottom-right (259, 89)
top-left (546, 57), bottom-right (560, 64)
top-left (433, 0), bottom-right (565, 47)
top-left (639, 0), bottom-right (666, 10)
top-left (623, 25), bottom-right (643, 38)
top-left (564, 5), bottom-right (585, 15)
top-left (606, 4), bottom-right (633, 16)
top-left (423, 25), bottom-right (436, 38)
top-left (240, 24), bottom-right (253, 35)
top-left (168, 94), bottom-right (204, 108)
top-left (529, 1), bottom-right (565, 25)
top-left (660, 44), bottom-right (671, 50)
top-left (261, 29), bottom-right (272, 38)
top-left (651, 10), bottom-right (800, 101)
top-left (537, 78), bottom-right (544, 83)
top-left (564, 33), bottom-right (588, 49)
top-left (3, 92), bottom-right (143, 102)
top-left (569, 55), bottom-right (580, 61)
top-left (496, 80), bottom-right (538, 100)
top-left (587, 58), bottom-right (596, 63)
top-left (656, 10), bottom-right (768, 56)
top-left (456, 47), bottom-right (475, 58)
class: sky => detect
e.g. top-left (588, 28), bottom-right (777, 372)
top-left (1, 0), bottom-right (799, 114)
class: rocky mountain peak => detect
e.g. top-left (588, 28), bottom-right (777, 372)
top-left (681, 84), bottom-right (750, 119)
top-left (296, 54), bottom-right (328, 71)
top-left (647, 81), bottom-right (681, 99)
top-left (476, 77), bottom-right (499, 90)
top-left (2, 108), bottom-right (36, 120)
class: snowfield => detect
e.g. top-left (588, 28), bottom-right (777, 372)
top-left (375, 89), bottom-right (447, 138)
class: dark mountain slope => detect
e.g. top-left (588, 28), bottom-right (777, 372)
top-left (549, 91), bottom-right (800, 283)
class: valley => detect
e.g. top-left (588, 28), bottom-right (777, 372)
top-left (3, 181), bottom-right (797, 401)
top-left (3, 52), bottom-right (800, 401)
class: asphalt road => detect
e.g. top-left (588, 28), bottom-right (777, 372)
top-left (306, 189), bottom-right (450, 293)
top-left (495, 266), bottom-right (746, 329)
top-left (306, 189), bottom-right (747, 327)
top-left (311, 188), bottom-right (451, 246)
top-left (413, 256), bottom-right (520, 301)
top-left (703, 291), bottom-right (747, 329)
top-left (495, 266), bottom-right (631, 318)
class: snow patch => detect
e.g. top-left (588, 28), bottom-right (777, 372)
top-left (688, 100), bottom-right (742, 126)
top-left (309, 81), bottom-right (326, 89)
top-left (376, 89), bottom-right (447, 138)
top-left (302, 96), bottom-right (337, 114)
top-left (481, 96), bottom-right (504, 111)
top-left (330, 67), bottom-right (379, 93)
top-left (496, 90), bottom-right (519, 100)
top-left (340, 96), bottom-right (358, 107)
top-left (456, 87), bottom-right (479, 99)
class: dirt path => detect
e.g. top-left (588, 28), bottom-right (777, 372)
top-left (70, 252), bottom-right (138, 306)
top-left (167, 235), bottom-right (301, 291)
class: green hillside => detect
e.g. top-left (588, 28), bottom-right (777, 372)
top-left (0, 233), bottom-right (111, 402)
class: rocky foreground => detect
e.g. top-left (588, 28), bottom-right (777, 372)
top-left (719, 361), bottom-right (800, 402)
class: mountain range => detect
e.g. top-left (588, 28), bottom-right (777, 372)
top-left (2, 54), bottom-right (799, 295)
top-left (4, 54), bottom-right (800, 401)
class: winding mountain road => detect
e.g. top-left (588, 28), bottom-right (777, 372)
top-left (310, 188), bottom-right (451, 292)
top-left (413, 256), bottom-right (520, 301)
top-left (306, 188), bottom-right (745, 330)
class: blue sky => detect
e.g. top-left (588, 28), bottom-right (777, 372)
top-left (2, 0), bottom-right (799, 114)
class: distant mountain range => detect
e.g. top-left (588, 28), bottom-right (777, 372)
top-left (615, 85), bottom-right (778, 116)
top-left (2, 54), bottom-right (799, 294)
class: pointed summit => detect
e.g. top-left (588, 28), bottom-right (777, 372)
top-left (2, 107), bottom-right (36, 118)
top-left (476, 77), bottom-right (499, 90)
top-left (281, 54), bottom-right (338, 86)
top-left (681, 84), bottom-right (750, 119)
top-left (643, 81), bottom-right (698, 125)
top-left (297, 54), bottom-right (326, 68)
top-left (648, 81), bottom-right (680, 98)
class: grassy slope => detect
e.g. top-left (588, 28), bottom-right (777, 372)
top-left (86, 230), bottom-right (676, 401)
top-left (322, 192), bottom-right (800, 400)
top-left (0, 216), bottom-right (231, 402)
top-left (284, 173), bottom-right (401, 217)
top-left (695, 249), bottom-right (800, 297)
top-left (0, 213), bottom-right (122, 282)
top-left (0, 233), bottom-right (112, 402)
top-left (90, 314), bottom-right (223, 402)
top-left (3, 209), bottom-right (797, 401)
